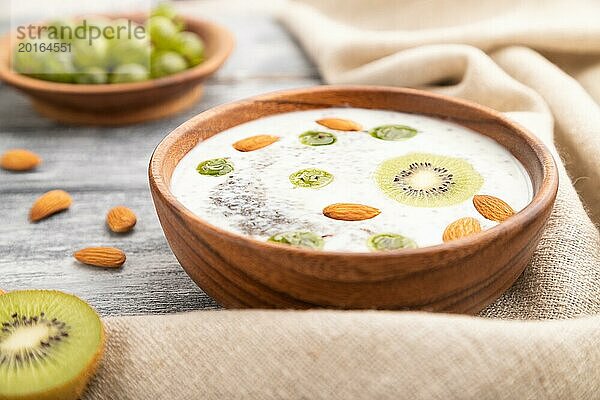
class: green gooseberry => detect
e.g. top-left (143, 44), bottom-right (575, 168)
top-left (151, 3), bottom-right (184, 30)
top-left (196, 158), bottom-right (234, 176)
top-left (74, 67), bottom-right (108, 84)
top-left (298, 131), bottom-right (337, 146)
top-left (13, 39), bottom-right (48, 76)
top-left (147, 16), bottom-right (179, 50)
top-left (45, 19), bottom-right (78, 42)
top-left (289, 168), bottom-right (333, 189)
top-left (267, 231), bottom-right (324, 250)
top-left (369, 125), bottom-right (418, 141)
top-left (110, 64), bottom-right (149, 83)
top-left (41, 54), bottom-right (77, 83)
top-left (72, 37), bottom-right (109, 69)
top-left (367, 233), bottom-right (417, 251)
top-left (107, 20), bottom-right (151, 68)
top-left (173, 31), bottom-right (204, 66)
top-left (151, 51), bottom-right (187, 78)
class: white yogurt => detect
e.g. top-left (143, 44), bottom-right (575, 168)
top-left (170, 108), bottom-right (533, 252)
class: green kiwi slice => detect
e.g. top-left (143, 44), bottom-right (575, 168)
top-left (369, 124), bottom-right (417, 141)
top-left (367, 233), bottom-right (417, 251)
top-left (196, 158), bottom-right (234, 176)
top-left (267, 231), bottom-right (324, 249)
top-left (375, 153), bottom-right (483, 207)
top-left (298, 131), bottom-right (336, 146)
top-left (0, 290), bottom-right (104, 400)
top-left (289, 168), bottom-right (333, 189)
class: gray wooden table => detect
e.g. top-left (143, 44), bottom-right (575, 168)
top-left (0, 14), bottom-right (320, 316)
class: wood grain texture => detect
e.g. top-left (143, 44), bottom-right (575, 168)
top-left (0, 15), bottom-right (234, 125)
top-left (0, 15), bottom-right (320, 316)
top-left (149, 86), bottom-right (559, 313)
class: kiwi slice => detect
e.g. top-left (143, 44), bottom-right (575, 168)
top-left (367, 233), bottom-right (417, 251)
top-left (375, 153), bottom-right (483, 207)
top-left (268, 231), bottom-right (324, 249)
top-left (0, 290), bottom-right (105, 400)
top-left (196, 158), bottom-right (234, 176)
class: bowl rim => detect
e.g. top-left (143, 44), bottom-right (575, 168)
top-left (149, 85), bottom-right (559, 258)
top-left (0, 14), bottom-right (234, 94)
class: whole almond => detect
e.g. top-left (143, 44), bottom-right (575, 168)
top-left (473, 195), bottom-right (515, 222)
top-left (323, 203), bottom-right (381, 221)
top-left (1, 149), bottom-right (42, 171)
top-left (29, 190), bottom-right (73, 222)
top-left (232, 135), bottom-right (279, 152)
top-left (443, 217), bottom-right (482, 242)
top-left (316, 118), bottom-right (362, 131)
top-left (107, 206), bottom-right (137, 233)
top-left (74, 247), bottom-right (126, 268)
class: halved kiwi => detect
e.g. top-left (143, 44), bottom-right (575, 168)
top-left (375, 153), bottom-right (483, 207)
top-left (0, 290), bottom-right (105, 400)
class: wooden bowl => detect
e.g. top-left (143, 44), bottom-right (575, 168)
top-left (0, 15), bottom-right (233, 125)
top-left (149, 86), bottom-right (558, 313)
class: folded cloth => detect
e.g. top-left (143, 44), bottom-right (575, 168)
top-left (87, 311), bottom-right (600, 399)
top-left (86, 1), bottom-right (600, 398)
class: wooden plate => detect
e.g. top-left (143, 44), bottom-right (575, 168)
top-left (0, 15), bottom-right (234, 125)
top-left (149, 86), bottom-right (558, 313)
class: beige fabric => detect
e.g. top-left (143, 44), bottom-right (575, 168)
top-left (87, 311), bottom-right (600, 399)
top-left (86, 1), bottom-right (600, 398)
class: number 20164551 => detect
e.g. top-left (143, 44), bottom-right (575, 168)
top-left (17, 42), bottom-right (72, 53)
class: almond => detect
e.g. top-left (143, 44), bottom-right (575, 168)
top-left (316, 118), bottom-right (362, 131)
top-left (107, 206), bottom-right (137, 233)
top-left (473, 195), bottom-right (515, 222)
top-left (1, 149), bottom-right (42, 171)
top-left (323, 203), bottom-right (381, 221)
top-left (74, 247), bottom-right (126, 268)
top-left (232, 135), bottom-right (279, 152)
top-left (443, 217), bottom-right (482, 242)
top-left (29, 190), bottom-right (73, 222)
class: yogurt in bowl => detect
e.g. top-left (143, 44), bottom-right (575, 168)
top-left (170, 107), bottom-right (532, 252)
top-left (149, 85), bottom-right (557, 312)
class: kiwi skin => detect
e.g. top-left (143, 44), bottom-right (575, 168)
top-left (0, 290), bottom-right (105, 400)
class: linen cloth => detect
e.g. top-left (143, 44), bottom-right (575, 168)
top-left (87, 1), bottom-right (600, 398)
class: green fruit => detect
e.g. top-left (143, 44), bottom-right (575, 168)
top-left (0, 290), bottom-right (105, 400)
top-left (174, 31), bottom-right (204, 66)
top-left (74, 67), bottom-right (108, 84)
top-left (370, 124), bottom-right (417, 141)
top-left (374, 153), bottom-right (483, 207)
top-left (151, 3), bottom-right (184, 30)
top-left (268, 231), bottom-right (324, 249)
top-left (298, 131), bottom-right (336, 146)
top-left (13, 40), bottom-right (47, 76)
top-left (151, 51), bottom-right (187, 78)
top-left (72, 37), bottom-right (109, 69)
top-left (196, 158), bottom-right (234, 176)
top-left (46, 19), bottom-right (78, 42)
top-left (147, 16), bottom-right (179, 50)
top-left (110, 63), bottom-right (149, 83)
top-left (367, 233), bottom-right (417, 251)
top-left (289, 168), bottom-right (333, 189)
top-left (107, 20), bottom-right (150, 68)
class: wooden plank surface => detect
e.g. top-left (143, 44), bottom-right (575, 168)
top-left (0, 14), bottom-right (320, 316)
